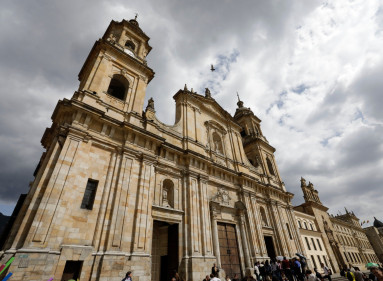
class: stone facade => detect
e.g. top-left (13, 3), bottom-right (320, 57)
top-left (0, 19), bottom-right (306, 281)
top-left (294, 178), bottom-right (379, 272)
top-left (364, 218), bottom-right (383, 264)
top-left (293, 210), bottom-right (332, 271)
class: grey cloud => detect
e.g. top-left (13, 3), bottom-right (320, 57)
top-left (1, 0), bottom-right (382, 226)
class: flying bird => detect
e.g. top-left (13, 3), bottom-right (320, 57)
top-left (210, 64), bottom-right (215, 71)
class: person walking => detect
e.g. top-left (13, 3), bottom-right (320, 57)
top-left (212, 263), bottom-right (220, 277)
top-left (254, 262), bottom-right (260, 281)
top-left (313, 268), bottom-right (322, 281)
top-left (320, 263), bottom-right (331, 281)
top-left (352, 268), bottom-right (364, 281)
top-left (211, 273), bottom-right (221, 281)
top-left (122, 271), bottom-right (132, 281)
top-left (305, 270), bottom-right (320, 281)
top-left (372, 267), bottom-right (383, 281)
top-left (282, 257), bottom-right (293, 281)
top-left (203, 275), bottom-right (211, 281)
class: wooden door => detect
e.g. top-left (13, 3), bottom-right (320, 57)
top-left (218, 223), bottom-right (242, 279)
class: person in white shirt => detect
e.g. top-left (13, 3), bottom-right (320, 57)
top-left (305, 270), bottom-right (320, 281)
top-left (321, 263), bottom-right (332, 281)
top-left (254, 262), bottom-right (260, 281)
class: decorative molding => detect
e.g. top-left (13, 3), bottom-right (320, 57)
top-left (211, 187), bottom-right (231, 205)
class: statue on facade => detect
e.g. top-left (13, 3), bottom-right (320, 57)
top-left (162, 187), bottom-right (170, 208)
top-left (300, 177), bottom-right (307, 187)
top-left (308, 181), bottom-right (314, 190)
top-left (146, 97), bottom-right (155, 112)
top-left (205, 88), bottom-right (212, 98)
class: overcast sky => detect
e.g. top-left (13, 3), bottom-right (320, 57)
top-left (0, 0), bottom-right (382, 227)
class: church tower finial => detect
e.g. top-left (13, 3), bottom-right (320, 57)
top-left (236, 92), bottom-right (244, 108)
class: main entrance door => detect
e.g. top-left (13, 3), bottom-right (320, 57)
top-left (151, 221), bottom-right (179, 281)
top-left (264, 236), bottom-right (276, 259)
top-left (218, 223), bottom-right (241, 279)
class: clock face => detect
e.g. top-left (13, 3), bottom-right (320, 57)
top-left (124, 48), bottom-right (135, 57)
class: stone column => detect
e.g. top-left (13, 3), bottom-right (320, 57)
top-left (210, 203), bottom-right (221, 268)
top-left (239, 212), bottom-right (252, 272)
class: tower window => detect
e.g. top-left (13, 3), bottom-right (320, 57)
top-left (267, 158), bottom-right (275, 176)
top-left (81, 179), bottom-right (98, 210)
top-left (260, 207), bottom-right (268, 226)
top-left (125, 40), bottom-right (136, 51)
top-left (286, 223), bottom-right (292, 240)
top-left (107, 74), bottom-right (129, 100)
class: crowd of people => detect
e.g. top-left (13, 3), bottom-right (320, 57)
top-left (119, 259), bottom-right (383, 281)
top-left (340, 264), bottom-right (383, 281)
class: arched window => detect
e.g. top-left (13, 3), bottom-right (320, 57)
top-left (260, 207), bottom-right (268, 226)
top-left (310, 223), bottom-right (314, 230)
top-left (304, 222), bottom-right (308, 229)
top-left (212, 132), bottom-right (223, 154)
top-left (162, 179), bottom-right (174, 208)
top-left (267, 158), bottom-right (275, 176)
top-left (107, 74), bottom-right (129, 100)
top-left (298, 220), bottom-right (302, 228)
top-left (125, 40), bottom-right (136, 51)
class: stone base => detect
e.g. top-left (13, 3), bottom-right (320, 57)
top-left (0, 250), bottom-right (153, 281)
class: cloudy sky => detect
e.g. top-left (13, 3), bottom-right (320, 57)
top-left (0, 0), bottom-right (382, 226)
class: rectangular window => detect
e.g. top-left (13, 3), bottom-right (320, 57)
top-left (323, 256), bottom-right (328, 267)
top-left (305, 237), bottom-right (311, 250)
top-left (311, 238), bottom-right (317, 250)
top-left (317, 255), bottom-right (322, 265)
top-left (317, 239), bottom-right (323, 251)
top-left (286, 223), bottom-right (293, 240)
top-left (311, 255), bottom-right (317, 269)
top-left (81, 179), bottom-right (98, 210)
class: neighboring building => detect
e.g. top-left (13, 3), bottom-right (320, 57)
top-left (294, 178), bottom-right (379, 272)
top-left (331, 211), bottom-right (378, 269)
top-left (0, 19), bottom-right (306, 281)
top-left (364, 218), bottom-right (383, 263)
top-left (294, 210), bottom-right (331, 271)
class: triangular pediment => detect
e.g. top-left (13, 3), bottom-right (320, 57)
top-left (173, 89), bottom-right (241, 129)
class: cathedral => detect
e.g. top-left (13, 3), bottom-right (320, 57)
top-left (0, 18), bottom-right (379, 281)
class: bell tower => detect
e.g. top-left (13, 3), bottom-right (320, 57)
top-left (234, 97), bottom-right (285, 190)
top-left (77, 18), bottom-right (154, 117)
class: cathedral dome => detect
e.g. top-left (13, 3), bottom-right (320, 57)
top-left (373, 217), bottom-right (383, 228)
